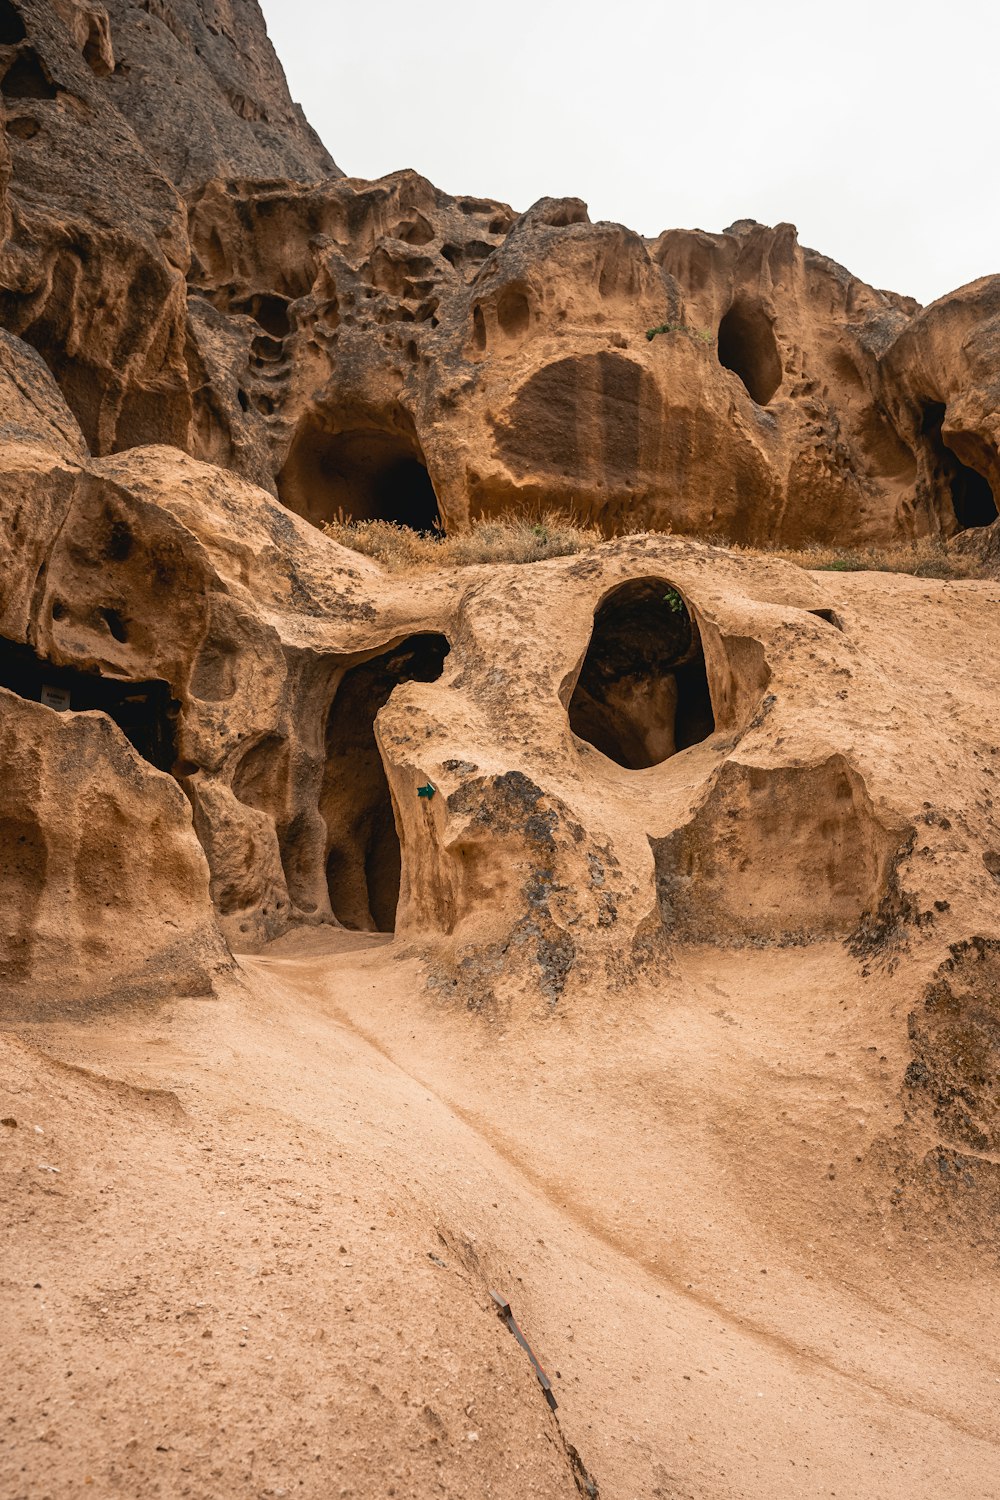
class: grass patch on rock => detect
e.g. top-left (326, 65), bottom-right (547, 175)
top-left (324, 512), bottom-right (604, 571)
top-left (326, 511), bottom-right (992, 582)
top-left (748, 537), bottom-right (989, 580)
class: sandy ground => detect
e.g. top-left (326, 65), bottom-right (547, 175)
top-left (4, 925), bottom-right (999, 1500)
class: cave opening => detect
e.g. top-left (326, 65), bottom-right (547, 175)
top-left (717, 300), bottom-right (783, 406)
top-left (568, 578), bottom-right (715, 770)
top-left (920, 401), bottom-right (998, 529)
top-left (321, 633), bottom-right (450, 933)
top-left (1, 46), bottom-right (57, 99)
top-left (277, 420), bottom-right (443, 533)
top-left (0, 0), bottom-right (25, 44)
top-left (0, 635), bottom-right (180, 772)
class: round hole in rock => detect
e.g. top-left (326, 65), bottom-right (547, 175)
top-left (496, 287), bottom-right (531, 340)
top-left (568, 578), bottom-right (715, 770)
top-left (321, 634), bottom-right (450, 933)
top-left (231, 292), bottom-right (291, 339)
top-left (278, 420), bottom-right (443, 532)
top-left (717, 300), bottom-right (782, 405)
top-left (5, 114), bottom-right (38, 139)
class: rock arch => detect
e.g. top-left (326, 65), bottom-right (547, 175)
top-left (321, 634), bottom-right (450, 932)
top-left (278, 417), bottom-right (442, 532)
top-left (568, 578), bottom-right (715, 769)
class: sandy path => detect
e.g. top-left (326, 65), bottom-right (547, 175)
top-left (5, 929), bottom-right (997, 1499)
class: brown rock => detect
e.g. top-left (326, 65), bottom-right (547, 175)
top-left (0, 684), bottom-right (226, 1010)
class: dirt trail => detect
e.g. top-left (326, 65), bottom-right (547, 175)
top-left (4, 929), bottom-right (998, 1499)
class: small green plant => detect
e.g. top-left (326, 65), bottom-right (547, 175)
top-left (646, 322), bottom-right (715, 345)
top-left (663, 587), bottom-right (685, 613)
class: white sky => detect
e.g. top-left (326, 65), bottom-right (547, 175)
top-left (260, 0), bottom-right (998, 307)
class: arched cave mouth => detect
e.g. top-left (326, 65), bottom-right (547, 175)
top-left (717, 300), bottom-right (783, 406)
top-left (568, 578), bottom-right (715, 770)
top-left (920, 401), bottom-right (998, 530)
top-left (278, 421), bottom-right (443, 533)
top-left (0, 635), bottom-right (179, 772)
top-left (321, 633), bottom-right (450, 933)
top-left (0, 1), bottom-right (26, 45)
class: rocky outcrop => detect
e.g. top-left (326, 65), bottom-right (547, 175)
top-left (2, 0), bottom-right (1000, 1013)
top-left (0, 686), bottom-right (227, 1010)
top-left (183, 178), bottom-right (1000, 548)
top-left (0, 334), bottom-right (981, 1012)
top-left (882, 276), bottom-right (1000, 533)
top-left (0, 0), bottom-right (335, 459)
top-left (2, 5), bottom-right (999, 549)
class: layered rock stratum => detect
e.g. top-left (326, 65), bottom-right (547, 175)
top-left (2, 3), bottom-right (1000, 1498)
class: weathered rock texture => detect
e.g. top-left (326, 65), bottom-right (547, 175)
top-left (3, 8), bottom-right (1000, 1499)
top-left (1, 0), bottom-right (1000, 1011)
top-left (190, 181), bottom-right (1000, 546)
top-left (0, 346), bottom-right (995, 1019)
top-left (0, 0), bottom-right (336, 461)
top-left (1, 0), bottom-right (998, 552)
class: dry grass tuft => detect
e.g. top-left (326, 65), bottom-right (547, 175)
top-left (323, 512), bottom-right (605, 571)
top-left (739, 536), bottom-right (989, 581)
top-left (325, 510), bottom-right (992, 582)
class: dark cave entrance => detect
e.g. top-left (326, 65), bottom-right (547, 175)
top-left (568, 579), bottom-right (715, 770)
top-left (920, 401), bottom-right (998, 530)
top-left (278, 420), bottom-right (443, 533)
top-left (717, 300), bottom-right (783, 406)
top-left (0, 1), bottom-right (26, 45)
top-left (321, 634), bottom-right (450, 933)
top-left (1, 46), bottom-right (57, 99)
top-left (0, 635), bottom-right (179, 772)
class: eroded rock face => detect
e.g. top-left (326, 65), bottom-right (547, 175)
top-left (0, 0), bottom-right (335, 459)
top-left (184, 184), bottom-right (1000, 548)
top-left (1, 0), bottom-right (1000, 1025)
top-left (0, 686), bottom-right (226, 1010)
top-left (0, 364), bottom-right (947, 1010)
top-left (1, 4), bottom-right (999, 550)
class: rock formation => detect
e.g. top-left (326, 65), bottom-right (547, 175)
top-left (3, 6), bottom-right (1000, 1494)
top-left (0, 0), bottom-right (997, 997)
top-left (0, 0), bottom-right (997, 1011)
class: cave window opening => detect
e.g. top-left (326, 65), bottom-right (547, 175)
top-left (321, 634), bottom-right (449, 933)
top-left (0, 635), bottom-right (179, 772)
top-left (0, 0), bottom-right (25, 44)
top-left (717, 300), bottom-right (783, 406)
top-left (231, 292), bottom-right (291, 339)
top-left (278, 422), bottom-right (443, 533)
top-left (1, 46), bottom-right (57, 99)
top-left (568, 579), bottom-right (715, 770)
top-left (920, 400), bottom-right (998, 530)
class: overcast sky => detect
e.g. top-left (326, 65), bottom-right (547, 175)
top-left (260, 0), bottom-right (998, 306)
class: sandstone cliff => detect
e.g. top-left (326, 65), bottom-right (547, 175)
top-left (2, 5), bottom-right (1000, 1499)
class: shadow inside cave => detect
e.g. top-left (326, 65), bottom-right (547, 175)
top-left (569, 579), bottom-right (715, 770)
top-left (0, 635), bottom-right (179, 772)
top-left (278, 420), bottom-right (443, 533)
top-left (321, 633), bottom-right (450, 932)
